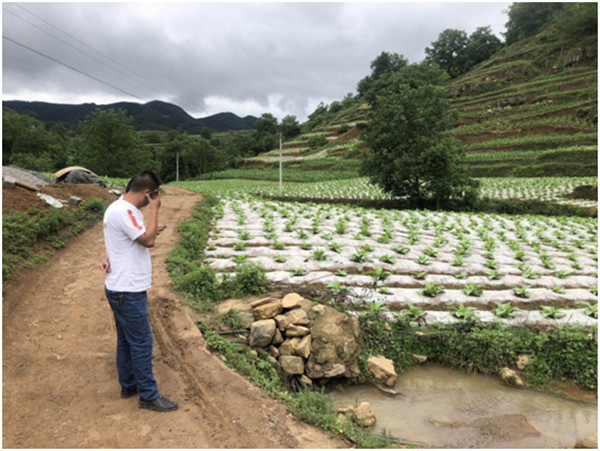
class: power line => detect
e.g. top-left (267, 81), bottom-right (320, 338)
top-left (3, 35), bottom-right (146, 101)
top-left (11, 2), bottom-right (206, 115)
top-left (13, 2), bottom-right (165, 92)
top-left (3, 6), bottom-right (164, 97)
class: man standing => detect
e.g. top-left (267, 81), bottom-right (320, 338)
top-left (100, 170), bottom-right (177, 412)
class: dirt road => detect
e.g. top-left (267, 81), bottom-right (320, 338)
top-left (2, 186), bottom-right (342, 448)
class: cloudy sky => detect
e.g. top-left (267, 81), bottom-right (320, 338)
top-left (2, 1), bottom-right (510, 121)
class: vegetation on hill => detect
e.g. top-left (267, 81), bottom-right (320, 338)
top-left (238, 2), bottom-right (596, 181)
top-left (2, 99), bottom-right (257, 133)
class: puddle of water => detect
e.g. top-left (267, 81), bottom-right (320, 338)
top-left (328, 364), bottom-right (597, 448)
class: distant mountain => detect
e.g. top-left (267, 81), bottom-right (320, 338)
top-left (2, 100), bottom-right (257, 133)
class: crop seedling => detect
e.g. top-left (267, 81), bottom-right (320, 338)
top-left (484, 260), bottom-right (498, 270)
top-left (234, 241), bottom-right (247, 251)
top-left (541, 306), bottom-right (565, 319)
top-left (492, 303), bottom-right (521, 319)
top-left (321, 233), bottom-right (333, 241)
top-left (297, 230), bottom-right (308, 240)
top-left (397, 304), bottom-right (426, 323)
top-left (233, 254), bottom-right (248, 264)
top-left (572, 261), bottom-right (582, 270)
top-left (368, 266), bottom-right (390, 283)
top-left (377, 235), bottom-right (391, 244)
top-left (335, 269), bottom-right (348, 277)
top-left (421, 283), bottom-right (445, 297)
top-left (360, 244), bottom-right (374, 252)
top-left (456, 272), bottom-right (468, 279)
top-left (275, 256), bottom-right (286, 263)
top-left (238, 230), bottom-right (252, 240)
top-left (513, 286), bottom-right (530, 298)
top-left (328, 242), bottom-right (343, 253)
top-left (271, 240), bottom-right (285, 250)
top-left (292, 268), bottom-right (307, 277)
top-left (555, 270), bottom-right (570, 279)
top-left (424, 247), bottom-right (438, 258)
top-left (590, 286), bottom-right (598, 296)
top-left (577, 302), bottom-right (598, 319)
top-left (552, 285), bottom-right (565, 294)
top-left (312, 249), bottom-right (327, 261)
top-left (463, 283), bottom-right (483, 297)
top-left (327, 281), bottom-right (348, 295)
top-left (522, 267), bottom-right (539, 279)
top-left (417, 255), bottom-right (430, 266)
top-left (351, 249), bottom-right (371, 263)
top-left (301, 242), bottom-right (312, 250)
top-left (379, 254), bottom-right (396, 264)
top-left (393, 244), bottom-right (410, 255)
top-left (452, 305), bottom-right (480, 322)
top-left (413, 272), bottom-right (427, 280)
top-left (452, 256), bottom-right (465, 267)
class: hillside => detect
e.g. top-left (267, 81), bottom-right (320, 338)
top-left (244, 22), bottom-right (597, 179)
top-left (2, 99), bottom-right (257, 133)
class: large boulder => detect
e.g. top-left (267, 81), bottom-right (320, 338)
top-left (306, 304), bottom-right (362, 380)
top-left (282, 293), bottom-right (303, 309)
top-left (285, 324), bottom-right (310, 337)
top-left (294, 335), bottom-right (312, 359)
top-left (367, 355), bottom-right (397, 387)
top-left (275, 308), bottom-right (309, 330)
top-left (249, 319), bottom-right (276, 348)
top-left (279, 338), bottom-right (301, 356)
top-left (279, 355), bottom-right (304, 375)
top-left (253, 298), bottom-right (282, 320)
top-left (500, 367), bottom-right (524, 388)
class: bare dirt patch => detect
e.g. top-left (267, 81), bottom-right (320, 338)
top-left (3, 183), bottom-right (117, 214)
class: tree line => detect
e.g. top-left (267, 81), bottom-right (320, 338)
top-left (2, 106), bottom-right (303, 181)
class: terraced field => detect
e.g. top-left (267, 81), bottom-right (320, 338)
top-left (201, 196), bottom-right (597, 327)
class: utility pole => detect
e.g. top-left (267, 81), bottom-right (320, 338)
top-left (279, 132), bottom-right (283, 194)
top-left (176, 150), bottom-right (180, 182)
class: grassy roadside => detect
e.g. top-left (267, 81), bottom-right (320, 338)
top-left (2, 198), bottom-right (106, 282)
top-left (165, 194), bottom-right (396, 448)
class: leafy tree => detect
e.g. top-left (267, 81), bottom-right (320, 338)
top-left (555, 2), bottom-right (598, 42)
top-left (357, 52), bottom-right (408, 99)
top-left (425, 29), bottom-right (470, 77)
top-left (360, 61), bottom-right (478, 208)
top-left (78, 108), bottom-right (153, 177)
top-left (183, 137), bottom-right (219, 177)
top-left (200, 127), bottom-right (213, 140)
top-left (254, 113), bottom-right (279, 137)
top-left (157, 132), bottom-right (190, 182)
top-left (279, 115), bottom-right (301, 139)
top-left (2, 107), bottom-right (68, 171)
top-left (504, 2), bottom-right (563, 45)
top-left (467, 26), bottom-right (503, 67)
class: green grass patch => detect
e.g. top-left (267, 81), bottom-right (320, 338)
top-left (2, 198), bottom-right (107, 281)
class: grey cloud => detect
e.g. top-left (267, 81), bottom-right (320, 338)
top-left (3, 2), bottom-right (510, 120)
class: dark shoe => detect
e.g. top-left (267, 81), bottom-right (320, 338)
top-left (120, 386), bottom-right (138, 399)
top-left (138, 395), bottom-right (178, 412)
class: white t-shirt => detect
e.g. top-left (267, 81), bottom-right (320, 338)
top-left (103, 198), bottom-right (152, 292)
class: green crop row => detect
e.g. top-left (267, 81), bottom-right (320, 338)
top-left (463, 133), bottom-right (598, 152)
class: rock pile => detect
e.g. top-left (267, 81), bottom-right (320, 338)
top-left (247, 293), bottom-right (362, 386)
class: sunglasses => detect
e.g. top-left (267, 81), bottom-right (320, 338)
top-left (149, 189), bottom-right (160, 199)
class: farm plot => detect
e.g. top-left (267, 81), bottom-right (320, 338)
top-left (205, 198), bottom-right (598, 327)
top-left (178, 177), bottom-right (597, 208)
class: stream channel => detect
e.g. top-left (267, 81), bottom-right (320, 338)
top-left (328, 364), bottom-right (597, 448)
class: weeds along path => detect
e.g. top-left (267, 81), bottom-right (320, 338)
top-left (2, 186), bottom-right (341, 449)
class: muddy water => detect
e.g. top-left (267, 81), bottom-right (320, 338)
top-left (328, 365), bottom-right (597, 448)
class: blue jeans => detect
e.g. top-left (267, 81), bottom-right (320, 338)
top-left (105, 288), bottom-right (159, 402)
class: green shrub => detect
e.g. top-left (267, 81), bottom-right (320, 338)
top-left (83, 197), bottom-right (105, 213)
top-left (177, 265), bottom-right (221, 306)
top-left (233, 262), bottom-right (268, 297)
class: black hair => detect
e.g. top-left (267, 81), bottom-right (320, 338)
top-left (126, 170), bottom-right (162, 193)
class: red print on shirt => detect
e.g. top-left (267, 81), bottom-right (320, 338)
top-left (127, 209), bottom-right (143, 231)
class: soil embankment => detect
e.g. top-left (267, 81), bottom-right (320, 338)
top-left (2, 186), bottom-right (341, 448)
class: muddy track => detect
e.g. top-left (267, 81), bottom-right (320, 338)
top-left (2, 186), bottom-right (342, 448)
